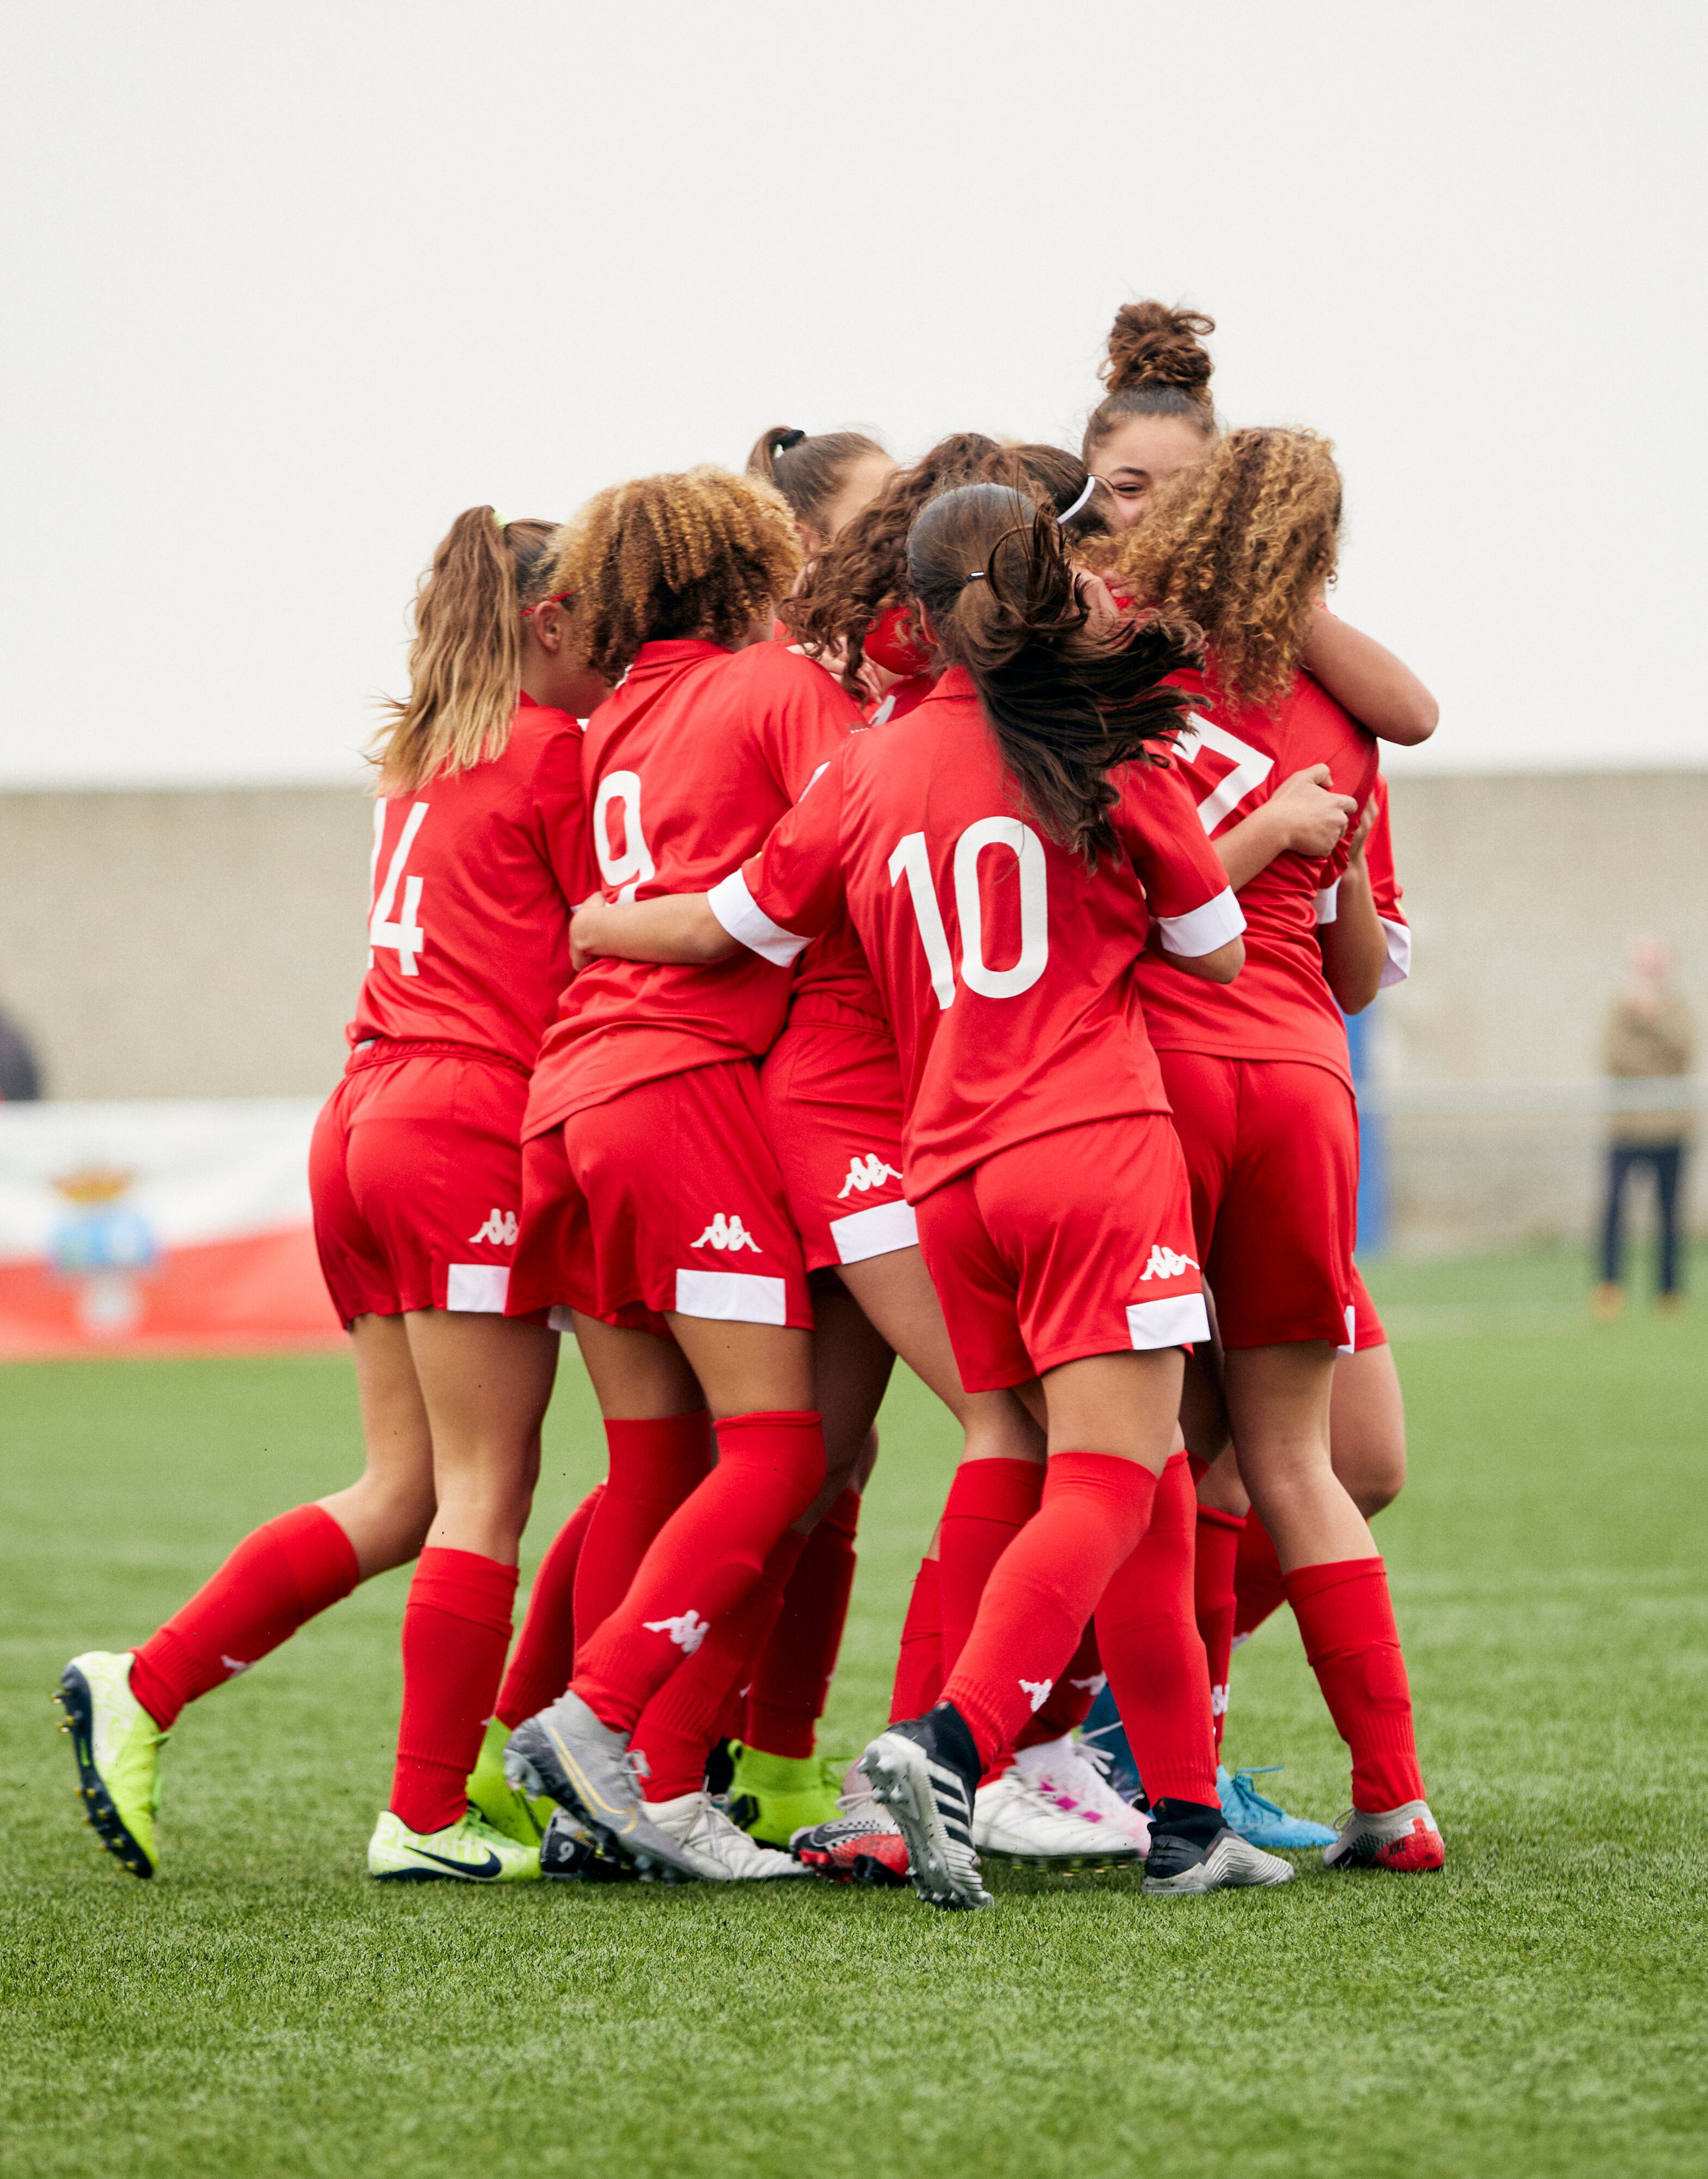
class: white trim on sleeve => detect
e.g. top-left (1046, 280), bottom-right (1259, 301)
top-left (706, 870), bottom-right (810, 967)
top-left (1156, 886), bottom-right (1245, 959)
top-left (1315, 881), bottom-right (1340, 926)
top-left (674, 1268), bottom-right (789, 1325)
top-left (1377, 915), bottom-right (1412, 989)
top-left (1126, 1293), bottom-right (1211, 1349)
top-left (446, 1264), bottom-right (511, 1313)
top-left (829, 1197), bottom-right (919, 1265)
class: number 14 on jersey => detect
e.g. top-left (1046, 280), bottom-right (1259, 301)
top-left (369, 800), bottom-right (428, 976)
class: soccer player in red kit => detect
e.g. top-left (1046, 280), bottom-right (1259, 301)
top-left (1114, 429), bottom-right (1444, 1874)
top-left (502, 467), bottom-right (865, 1882)
top-left (571, 483), bottom-right (1296, 1909)
top-left (57, 509), bottom-right (609, 1883)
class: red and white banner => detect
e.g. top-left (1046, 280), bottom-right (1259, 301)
top-left (0, 1100), bottom-right (342, 1359)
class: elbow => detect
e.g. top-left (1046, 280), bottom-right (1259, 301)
top-left (1200, 936), bottom-right (1244, 984)
top-left (1380, 690), bottom-right (1439, 747)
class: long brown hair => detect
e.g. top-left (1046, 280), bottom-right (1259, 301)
top-left (371, 509), bottom-right (557, 793)
top-left (540, 467), bottom-right (801, 685)
top-left (747, 426), bottom-right (888, 534)
top-left (1108, 428), bottom-right (1342, 708)
top-left (783, 434), bottom-right (1000, 690)
top-left (1083, 301), bottom-right (1217, 465)
top-left (908, 483), bottom-right (1200, 866)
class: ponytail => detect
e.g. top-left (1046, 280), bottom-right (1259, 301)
top-left (747, 425), bottom-right (888, 536)
top-left (907, 484), bottom-right (1200, 867)
top-left (370, 509), bottom-right (556, 793)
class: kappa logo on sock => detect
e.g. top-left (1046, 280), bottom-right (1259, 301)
top-left (837, 1152), bottom-right (902, 1199)
top-left (1070, 1673), bottom-right (1108, 1697)
top-left (468, 1208), bottom-right (519, 1246)
top-left (691, 1214), bottom-right (761, 1253)
top-left (1210, 1683), bottom-right (1229, 1717)
top-left (220, 1655), bottom-right (253, 1678)
top-left (1019, 1676), bottom-right (1054, 1713)
top-left (643, 1609), bottom-right (710, 1655)
top-left (1139, 1244), bottom-right (1199, 1282)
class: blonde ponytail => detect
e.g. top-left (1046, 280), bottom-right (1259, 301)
top-left (371, 508), bottom-right (556, 793)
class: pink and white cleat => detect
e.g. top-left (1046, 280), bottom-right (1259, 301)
top-left (1019, 1733), bottom-right (1152, 1858)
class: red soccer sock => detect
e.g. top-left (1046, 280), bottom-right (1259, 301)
top-left (1232, 1513), bottom-right (1288, 1641)
top-left (889, 1553), bottom-right (944, 1723)
top-left (571, 1412), bottom-right (712, 1665)
top-left (632, 1530), bottom-right (808, 1801)
top-left (940, 1453), bottom-right (1158, 1773)
top-left (937, 1457), bottom-right (1046, 1673)
top-left (1193, 1501), bottom-right (1246, 1753)
top-left (572, 1411), bottom-right (826, 1734)
top-left (1099, 1452), bottom-right (1218, 1806)
top-left (743, 1487), bottom-right (861, 1759)
top-left (1018, 1621), bottom-right (1103, 1748)
top-left (128, 1504), bottom-right (360, 1731)
top-left (1286, 1556), bottom-right (1425, 1811)
top-left (495, 1484), bottom-right (604, 1728)
top-left (390, 1549), bottom-right (518, 1835)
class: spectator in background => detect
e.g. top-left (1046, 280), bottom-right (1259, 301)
top-left (1596, 938), bottom-right (1694, 1318)
top-left (0, 1004), bottom-right (41, 1100)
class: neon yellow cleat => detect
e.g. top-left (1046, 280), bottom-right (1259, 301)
top-left (467, 1717), bottom-right (556, 1846)
top-left (55, 1652), bottom-right (167, 1879)
top-left (728, 1743), bottom-right (844, 1847)
top-left (368, 1806), bottom-right (541, 1882)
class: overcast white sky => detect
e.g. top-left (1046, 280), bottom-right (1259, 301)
top-left (2, 1), bottom-right (1703, 786)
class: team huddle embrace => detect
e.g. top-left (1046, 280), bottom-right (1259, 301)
top-left (57, 302), bottom-right (1445, 1911)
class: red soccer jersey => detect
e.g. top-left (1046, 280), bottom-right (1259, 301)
top-left (348, 696), bottom-right (591, 1072)
top-left (524, 639), bottom-right (863, 1134)
top-left (706, 666), bottom-right (1242, 1200)
top-left (1135, 664), bottom-right (1378, 1089)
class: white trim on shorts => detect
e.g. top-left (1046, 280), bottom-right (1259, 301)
top-left (829, 1197), bottom-right (919, 1265)
top-left (1126, 1292), bottom-right (1210, 1348)
top-left (446, 1264), bottom-right (511, 1312)
top-left (674, 1268), bottom-right (789, 1324)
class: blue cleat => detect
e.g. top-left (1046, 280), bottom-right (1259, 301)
top-left (1218, 1764), bottom-right (1337, 1849)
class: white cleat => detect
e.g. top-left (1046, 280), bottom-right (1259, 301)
top-left (504, 1690), bottom-right (702, 1880)
top-left (1322, 1800), bottom-right (1445, 1873)
top-left (1142, 1822), bottom-right (1295, 1895)
top-left (642, 1790), bottom-right (816, 1880)
top-left (1017, 1733), bottom-right (1152, 1858)
top-left (974, 1764), bottom-right (1143, 1870)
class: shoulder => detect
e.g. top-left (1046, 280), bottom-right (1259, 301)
top-left (731, 641), bottom-right (861, 717)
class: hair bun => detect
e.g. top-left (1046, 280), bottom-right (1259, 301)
top-left (1102, 301), bottom-right (1215, 398)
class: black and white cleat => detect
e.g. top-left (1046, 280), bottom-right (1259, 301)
top-left (859, 1703), bottom-right (991, 1911)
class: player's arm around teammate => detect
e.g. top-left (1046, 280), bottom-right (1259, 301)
top-left (58, 509), bottom-right (611, 1884)
top-left (1117, 429), bottom-right (1443, 1873)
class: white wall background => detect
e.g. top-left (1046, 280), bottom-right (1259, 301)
top-left (2, 0), bottom-right (1703, 787)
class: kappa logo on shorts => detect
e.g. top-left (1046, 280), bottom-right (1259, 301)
top-left (643, 1609), bottom-right (710, 1655)
top-left (469, 1208), bottom-right (518, 1246)
top-left (1019, 1676), bottom-right (1054, 1713)
top-left (691, 1213), bottom-right (762, 1253)
top-left (837, 1152), bottom-right (902, 1199)
top-left (1139, 1244), bottom-right (1199, 1282)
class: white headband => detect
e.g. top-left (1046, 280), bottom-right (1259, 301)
top-left (1056, 475), bottom-right (1097, 526)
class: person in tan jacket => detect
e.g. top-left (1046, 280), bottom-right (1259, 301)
top-left (1596, 938), bottom-right (1695, 1317)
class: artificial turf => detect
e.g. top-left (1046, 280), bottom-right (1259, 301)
top-left (3, 1247), bottom-right (1704, 2178)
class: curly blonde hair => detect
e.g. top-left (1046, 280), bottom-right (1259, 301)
top-left (542, 467), bottom-right (802, 683)
top-left (1106, 428), bottom-right (1341, 708)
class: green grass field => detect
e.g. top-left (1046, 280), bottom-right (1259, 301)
top-left (3, 1248), bottom-right (1705, 2178)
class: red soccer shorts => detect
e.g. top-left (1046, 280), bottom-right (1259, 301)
top-left (508, 1058), bottom-right (814, 1334)
top-left (310, 1043), bottom-right (533, 1325)
top-left (913, 1114), bottom-right (1207, 1392)
top-left (1348, 1264), bottom-right (1387, 1352)
top-left (760, 1024), bottom-right (916, 1274)
top-left (1157, 1051), bottom-right (1358, 1350)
